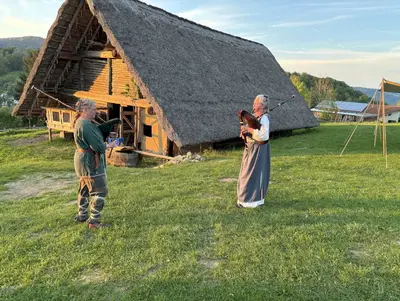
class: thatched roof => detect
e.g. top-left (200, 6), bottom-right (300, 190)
top-left (14, 0), bottom-right (318, 147)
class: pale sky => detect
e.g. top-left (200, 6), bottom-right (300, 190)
top-left (0, 0), bottom-right (399, 88)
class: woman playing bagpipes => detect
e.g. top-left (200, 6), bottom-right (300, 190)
top-left (73, 99), bottom-right (118, 229)
top-left (237, 94), bottom-right (270, 208)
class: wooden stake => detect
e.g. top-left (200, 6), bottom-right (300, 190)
top-left (340, 96), bottom-right (375, 156)
top-left (133, 150), bottom-right (175, 160)
top-left (381, 78), bottom-right (388, 167)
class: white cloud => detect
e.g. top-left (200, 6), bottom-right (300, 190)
top-left (272, 15), bottom-right (352, 28)
top-left (239, 32), bottom-right (269, 41)
top-left (276, 48), bottom-right (400, 87)
top-left (178, 6), bottom-right (253, 31)
top-left (41, 0), bottom-right (64, 4)
top-left (323, 5), bottom-right (400, 12)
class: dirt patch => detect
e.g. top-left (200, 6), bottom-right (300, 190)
top-left (219, 178), bottom-right (237, 183)
top-left (1, 173), bottom-right (76, 201)
top-left (79, 268), bottom-right (109, 284)
top-left (348, 247), bottom-right (367, 261)
top-left (7, 134), bottom-right (59, 147)
top-left (143, 264), bottom-right (162, 277)
top-left (198, 259), bottom-right (220, 269)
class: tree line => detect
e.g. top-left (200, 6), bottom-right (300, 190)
top-left (0, 46), bottom-right (40, 128)
top-left (0, 46), bottom-right (375, 128)
top-left (288, 72), bottom-right (370, 108)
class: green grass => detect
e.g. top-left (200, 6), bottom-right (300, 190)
top-left (1, 123), bottom-right (400, 300)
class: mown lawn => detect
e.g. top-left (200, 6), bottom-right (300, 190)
top-left (1, 123), bottom-right (400, 300)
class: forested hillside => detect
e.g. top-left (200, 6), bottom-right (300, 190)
top-left (0, 36), bottom-right (44, 49)
top-left (0, 39), bottom-right (41, 128)
top-left (354, 87), bottom-right (400, 105)
top-left (288, 72), bottom-right (370, 108)
top-left (0, 47), bottom-right (38, 107)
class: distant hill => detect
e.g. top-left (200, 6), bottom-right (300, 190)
top-left (353, 87), bottom-right (400, 105)
top-left (0, 36), bottom-right (44, 49)
top-left (287, 72), bottom-right (370, 108)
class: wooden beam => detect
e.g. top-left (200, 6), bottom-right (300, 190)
top-left (75, 14), bottom-right (96, 52)
top-left (42, 0), bottom-right (85, 88)
top-left (61, 89), bottom-right (151, 108)
top-left (84, 50), bottom-right (119, 59)
top-left (59, 51), bottom-right (81, 61)
top-left (59, 50), bottom-right (120, 60)
top-left (122, 115), bottom-right (135, 132)
top-left (87, 40), bottom-right (104, 48)
top-left (133, 150), bottom-right (175, 161)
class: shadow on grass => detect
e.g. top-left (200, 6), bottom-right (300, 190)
top-left (2, 270), bottom-right (398, 301)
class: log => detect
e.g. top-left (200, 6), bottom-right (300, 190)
top-left (133, 150), bottom-right (174, 160)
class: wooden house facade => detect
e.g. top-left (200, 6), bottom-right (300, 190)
top-left (13, 0), bottom-right (318, 156)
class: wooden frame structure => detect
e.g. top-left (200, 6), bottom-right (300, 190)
top-left (13, 0), bottom-right (318, 155)
top-left (341, 78), bottom-right (400, 167)
top-left (23, 1), bottom-right (172, 155)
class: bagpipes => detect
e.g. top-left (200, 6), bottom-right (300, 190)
top-left (237, 95), bottom-right (295, 143)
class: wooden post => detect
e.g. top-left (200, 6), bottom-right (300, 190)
top-left (381, 78), bottom-right (388, 167)
top-left (133, 150), bottom-right (174, 160)
top-left (381, 78), bottom-right (386, 154)
top-left (135, 107), bottom-right (141, 149)
top-left (48, 128), bottom-right (53, 142)
top-left (108, 58), bottom-right (112, 95)
top-left (119, 106), bottom-right (123, 139)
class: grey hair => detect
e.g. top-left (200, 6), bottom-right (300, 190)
top-left (75, 98), bottom-right (96, 113)
top-left (255, 94), bottom-right (269, 111)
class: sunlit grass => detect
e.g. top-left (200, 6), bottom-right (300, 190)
top-left (1, 123), bottom-right (400, 300)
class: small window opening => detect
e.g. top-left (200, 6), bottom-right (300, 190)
top-left (143, 124), bottom-right (152, 137)
top-left (52, 112), bottom-right (60, 122)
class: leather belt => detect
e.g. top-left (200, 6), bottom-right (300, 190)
top-left (255, 139), bottom-right (269, 145)
top-left (77, 148), bottom-right (100, 169)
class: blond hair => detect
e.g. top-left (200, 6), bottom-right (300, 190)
top-left (255, 94), bottom-right (269, 112)
top-left (73, 98), bottom-right (96, 126)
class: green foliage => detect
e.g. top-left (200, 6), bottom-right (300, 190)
top-left (318, 100), bottom-right (338, 121)
top-left (0, 106), bottom-right (45, 129)
top-left (310, 77), bottom-right (336, 108)
top-left (0, 47), bottom-right (39, 108)
top-left (290, 74), bottom-right (311, 105)
top-left (0, 106), bottom-right (23, 128)
top-left (288, 72), bottom-right (370, 107)
top-left (2, 125), bottom-right (400, 300)
top-left (13, 49), bottom-right (39, 100)
top-left (121, 79), bottom-right (143, 99)
top-left (0, 47), bottom-right (24, 77)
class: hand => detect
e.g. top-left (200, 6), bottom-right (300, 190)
top-left (240, 126), bottom-right (246, 138)
top-left (106, 140), bottom-right (118, 148)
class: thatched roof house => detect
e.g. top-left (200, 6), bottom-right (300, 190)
top-left (13, 0), bottom-right (318, 154)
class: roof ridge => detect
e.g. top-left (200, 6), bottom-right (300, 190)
top-left (132, 0), bottom-right (264, 47)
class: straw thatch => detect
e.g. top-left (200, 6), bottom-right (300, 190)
top-left (13, 0), bottom-right (318, 147)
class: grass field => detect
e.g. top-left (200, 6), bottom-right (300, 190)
top-left (1, 123), bottom-right (400, 300)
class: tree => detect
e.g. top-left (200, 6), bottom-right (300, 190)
top-left (290, 74), bottom-right (311, 106)
top-left (14, 49), bottom-right (39, 100)
top-left (0, 93), bottom-right (16, 107)
top-left (310, 77), bottom-right (336, 108)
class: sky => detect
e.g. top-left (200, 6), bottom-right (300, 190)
top-left (0, 0), bottom-right (399, 88)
